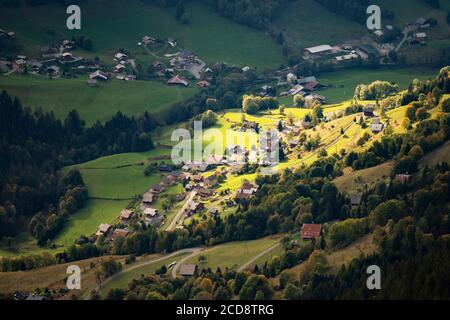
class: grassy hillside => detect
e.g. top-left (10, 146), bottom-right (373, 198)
top-left (0, 75), bottom-right (196, 125)
top-left (0, 0), bottom-right (284, 70)
top-left (183, 236), bottom-right (282, 271)
top-left (273, 0), bottom-right (365, 50)
top-left (316, 67), bottom-right (439, 103)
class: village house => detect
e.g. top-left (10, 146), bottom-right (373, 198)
top-left (89, 70), bottom-right (108, 81)
top-left (363, 105), bottom-right (375, 117)
top-left (114, 52), bottom-right (128, 62)
top-left (179, 264), bottom-right (197, 277)
top-left (242, 120), bottom-right (259, 132)
top-left (141, 35), bottom-right (156, 46)
top-left (119, 209), bottom-right (134, 223)
top-left (144, 208), bottom-right (159, 220)
top-left (167, 74), bottom-right (188, 87)
top-left (286, 72), bottom-right (297, 83)
top-left (395, 174), bottom-right (411, 184)
top-left (196, 187), bottom-right (214, 199)
top-left (111, 228), bottom-right (130, 240)
top-left (41, 46), bottom-right (59, 59)
top-left (27, 60), bottom-right (42, 73)
top-left (300, 223), bottom-right (322, 240)
top-left (61, 52), bottom-right (73, 61)
top-left (142, 192), bottom-right (155, 205)
top-left (209, 207), bottom-right (220, 216)
top-left (151, 60), bottom-right (164, 71)
top-left (167, 38), bottom-right (177, 47)
top-left (350, 193), bottom-right (362, 207)
top-left (114, 63), bottom-right (126, 73)
top-left (235, 180), bottom-right (258, 201)
top-left (149, 184), bottom-right (162, 194)
top-left (204, 174), bottom-right (218, 188)
top-left (371, 122), bottom-right (384, 133)
top-left (196, 80), bottom-right (210, 88)
top-left (96, 223), bottom-right (113, 237)
top-left (46, 65), bottom-right (60, 76)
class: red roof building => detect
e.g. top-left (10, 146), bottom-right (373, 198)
top-left (301, 223), bottom-right (322, 239)
top-left (167, 75), bottom-right (188, 87)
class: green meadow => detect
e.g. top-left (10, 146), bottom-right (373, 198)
top-left (315, 67), bottom-right (439, 104)
top-left (0, 0), bottom-right (284, 70)
top-left (0, 75), bottom-right (196, 125)
top-left (184, 236), bottom-right (282, 271)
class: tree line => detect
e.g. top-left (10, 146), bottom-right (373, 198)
top-left (0, 91), bottom-right (155, 243)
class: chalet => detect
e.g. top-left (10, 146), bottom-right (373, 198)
top-left (363, 105), bottom-right (375, 117)
top-left (371, 122), bottom-right (384, 133)
top-left (119, 209), bottom-right (134, 222)
top-left (142, 192), bottom-right (155, 204)
top-left (142, 36), bottom-right (156, 45)
top-left (350, 193), bottom-right (362, 207)
top-left (114, 52), bottom-right (128, 61)
top-left (188, 201), bottom-right (204, 213)
top-left (209, 207), bottom-right (220, 216)
top-left (167, 38), bottom-right (177, 47)
top-left (151, 60), bottom-right (164, 71)
top-left (179, 51), bottom-right (197, 64)
top-left (196, 80), bottom-right (210, 88)
top-left (287, 72), bottom-right (297, 83)
top-left (28, 61), bottom-right (42, 72)
top-left (301, 119), bottom-right (312, 129)
top-left (87, 79), bottom-right (98, 87)
top-left (149, 184), bottom-right (162, 194)
top-left (111, 228), bottom-right (130, 240)
top-left (300, 223), bottom-right (322, 240)
top-left (46, 65), bottom-right (60, 76)
top-left (307, 93), bottom-right (326, 104)
top-left (89, 70), bottom-right (108, 81)
top-left (236, 180), bottom-right (258, 199)
top-left (61, 52), bottom-right (73, 61)
top-left (197, 188), bottom-right (214, 199)
top-left (144, 208), bottom-right (159, 220)
top-left (114, 64), bottom-right (125, 73)
top-left (304, 44), bottom-right (333, 55)
top-left (179, 264), bottom-right (197, 277)
top-left (395, 174), bottom-right (411, 184)
top-left (358, 45), bottom-right (378, 57)
top-left (158, 163), bottom-right (174, 172)
top-left (303, 81), bottom-right (320, 91)
top-left (242, 120), bottom-right (259, 132)
top-left (96, 223), bottom-right (112, 237)
top-left (167, 75), bottom-right (188, 87)
top-left (41, 46), bottom-right (59, 58)
top-left (192, 175), bottom-right (204, 184)
top-left (204, 174), bottom-right (218, 187)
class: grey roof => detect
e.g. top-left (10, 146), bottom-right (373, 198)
top-left (180, 264), bottom-right (196, 276)
top-left (350, 193), bottom-right (362, 205)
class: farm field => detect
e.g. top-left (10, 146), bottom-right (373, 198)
top-left (0, 75), bottom-right (196, 125)
top-left (0, 0), bottom-right (284, 70)
top-left (183, 236), bottom-right (282, 271)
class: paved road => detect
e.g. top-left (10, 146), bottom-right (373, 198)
top-left (166, 190), bottom-right (196, 231)
top-left (89, 247), bottom-right (201, 298)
